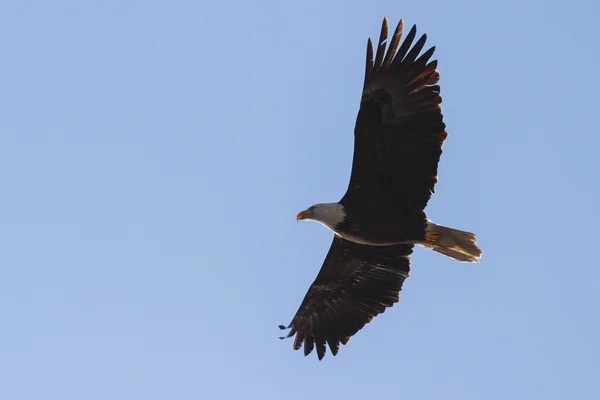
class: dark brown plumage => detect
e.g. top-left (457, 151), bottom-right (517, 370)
top-left (282, 17), bottom-right (481, 360)
top-left (280, 237), bottom-right (412, 360)
top-left (338, 17), bottom-right (446, 244)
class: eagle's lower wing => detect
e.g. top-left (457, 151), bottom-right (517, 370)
top-left (280, 236), bottom-right (413, 360)
top-left (342, 17), bottom-right (447, 213)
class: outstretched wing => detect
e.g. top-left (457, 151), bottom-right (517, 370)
top-left (280, 237), bottom-right (413, 360)
top-left (341, 17), bottom-right (447, 215)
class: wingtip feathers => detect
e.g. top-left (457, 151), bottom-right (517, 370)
top-left (364, 18), bottom-right (438, 86)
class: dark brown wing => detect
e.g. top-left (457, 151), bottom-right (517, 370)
top-left (280, 236), bottom-right (413, 360)
top-left (341, 17), bottom-right (447, 215)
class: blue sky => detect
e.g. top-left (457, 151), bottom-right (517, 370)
top-left (1, 1), bottom-right (599, 399)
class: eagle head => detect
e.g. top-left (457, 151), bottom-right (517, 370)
top-left (297, 203), bottom-right (346, 231)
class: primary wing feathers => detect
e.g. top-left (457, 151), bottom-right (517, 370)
top-left (343, 17), bottom-right (447, 215)
top-left (280, 237), bottom-right (412, 360)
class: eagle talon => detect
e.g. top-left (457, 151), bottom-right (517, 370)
top-left (425, 231), bottom-right (440, 242)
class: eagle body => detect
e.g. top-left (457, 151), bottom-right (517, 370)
top-left (281, 17), bottom-right (482, 360)
top-left (299, 202), bottom-right (426, 246)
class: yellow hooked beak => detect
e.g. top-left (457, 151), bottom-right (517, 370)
top-left (296, 209), bottom-right (311, 221)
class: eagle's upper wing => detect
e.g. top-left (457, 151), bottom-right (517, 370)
top-left (341, 18), bottom-right (447, 214)
top-left (280, 236), bottom-right (412, 360)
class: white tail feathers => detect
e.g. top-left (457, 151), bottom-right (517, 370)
top-left (420, 221), bottom-right (482, 263)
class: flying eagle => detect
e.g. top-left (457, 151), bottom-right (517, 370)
top-left (279, 17), bottom-right (482, 360)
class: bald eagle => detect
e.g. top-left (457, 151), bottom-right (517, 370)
top-left (279, 17), bottom-right (482, 360)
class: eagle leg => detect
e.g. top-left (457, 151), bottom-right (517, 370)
top-left (425, 231), bottom-right (440, 241)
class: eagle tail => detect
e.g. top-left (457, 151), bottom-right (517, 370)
top-left (420, 221), bottom-right (482, 263)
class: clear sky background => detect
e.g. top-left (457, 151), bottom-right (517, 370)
top-left (1, 1), bottom-right (599, 399)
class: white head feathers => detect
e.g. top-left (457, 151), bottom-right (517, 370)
top-left (297, 203), bottom-right (346, 232)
